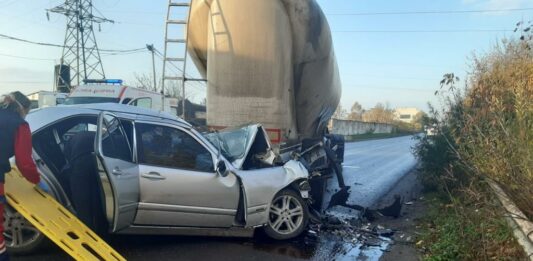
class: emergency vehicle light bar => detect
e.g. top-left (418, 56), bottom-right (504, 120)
top-left (83, 79), bottom-right (123, 85)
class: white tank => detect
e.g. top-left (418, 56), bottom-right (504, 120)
top-left (188, 0), bottom-right (341, 142)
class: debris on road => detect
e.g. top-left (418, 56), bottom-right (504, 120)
top-left (376, 228), bottom-right (395, 237)
top-left (376, 195), bottom-right (403, 218)
top-left (300, 204), bottom-right (397, 254)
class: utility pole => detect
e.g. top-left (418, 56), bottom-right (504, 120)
top-left (48, 0), bottom-right (113, 91)
top-left (146, 44), bottom-right (157, 92)
top-left (182, 81), bottom-right (186, 120)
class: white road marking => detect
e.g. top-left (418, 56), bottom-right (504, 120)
top-left (343, 166), bottom-right (360, 169)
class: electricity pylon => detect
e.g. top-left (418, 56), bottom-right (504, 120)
top-left (48, 0), bottom-right (113, 91)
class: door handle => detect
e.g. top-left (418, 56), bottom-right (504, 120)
top-left (112, 167), bottom-right (123, 176)
top-left (141, 172), bottom-right (166, 180)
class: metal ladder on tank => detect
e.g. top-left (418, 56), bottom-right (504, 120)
top-left (162, 0), bottom-right (205, 120)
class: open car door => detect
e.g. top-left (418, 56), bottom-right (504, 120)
top-left (95, 112), bottom-right (139, 232)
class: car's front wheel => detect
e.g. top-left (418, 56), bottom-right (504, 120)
top-left (4, 205), bottom-right (47, 254)
top-left (264, 189), bottom-right (309, 240)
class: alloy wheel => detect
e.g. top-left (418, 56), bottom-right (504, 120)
top-left (3, 205), bottom-right (41, 248)
top-left (268, 194), bottom-right (305, 235)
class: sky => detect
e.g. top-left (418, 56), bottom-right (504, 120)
top-left (0, 0), bottom-right (531, 112)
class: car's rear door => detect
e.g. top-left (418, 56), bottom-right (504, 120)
top-left (95, 112), bottom-right (139, 232)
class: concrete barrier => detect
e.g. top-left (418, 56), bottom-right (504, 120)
top-left (488, 181), bottom-right (533, 260)
top-left (329, 119), bottom-right (395, 136)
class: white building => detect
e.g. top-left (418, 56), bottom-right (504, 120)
top-left (394, 107), bottom-right (421, 123)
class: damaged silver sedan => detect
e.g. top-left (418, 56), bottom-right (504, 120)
top-left (7, 104), bottom-right (312, 254)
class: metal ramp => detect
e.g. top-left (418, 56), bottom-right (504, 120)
top-left (162, 0), bottom-right (206, 120)
top-left (5, 168), bottom-right (125, 261)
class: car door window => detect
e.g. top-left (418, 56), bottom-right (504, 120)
top-left (131, 98), bottom-right (152, 109)
top-left (136, 123), bottom-right (214, 172)
top-left (101, 115), bottom-right (133, 162)
top-left (62, 122), bottom-right (97, 142)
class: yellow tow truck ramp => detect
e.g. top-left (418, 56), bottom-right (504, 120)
top-left (5, 168), bottom-right (126, 261)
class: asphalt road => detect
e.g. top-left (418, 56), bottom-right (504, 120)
top-left (324, 135), bottom-right (419, 209)
top-left (12, 135), bottom-right (419, 261)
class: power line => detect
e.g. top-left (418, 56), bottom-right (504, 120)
top-left (99, 9), bottom-right (165, 15)
top-left (100, 47), bottom-right (146, 54)
top-left (327, 7), bottom-right (533, 16)
top-left (0, 80), bottom-right (50, 84)
top-left (99, 7), bottom-right (533, 17)
top-left (0, 33), bottom-right (63, 48)
top-left (85, 7), bottom-right (533, 28)
top-left (347, 85), bottom-right (436, 92)
top-left (0, 52), bottom-right (56, 61)
top-left (333, 29), bottom-right (512, 33)
top-left (346, 74), bottom-right (439, 82)
top-left (101, 49), bottom-right (148, 56)
top-left (0, 33), bottom-right (145, 53)
top-left (0, 48), bottom-right (148, 62)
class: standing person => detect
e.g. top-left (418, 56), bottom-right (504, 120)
top-left (0, 91), bottom-right (48, 260)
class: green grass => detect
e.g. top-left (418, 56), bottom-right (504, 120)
top-left (419, 191), bottom-right (525, 261)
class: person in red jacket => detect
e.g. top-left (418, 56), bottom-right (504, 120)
top-left (0, 91), bottom-right (48, 260)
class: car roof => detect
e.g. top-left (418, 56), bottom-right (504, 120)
top-left (27, 103), bottom-right (189, 132)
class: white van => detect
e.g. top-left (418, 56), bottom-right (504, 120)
top-left (27, 91), bottom-right (68, 109)
top-left (63, 80), bottom-right (178, 115)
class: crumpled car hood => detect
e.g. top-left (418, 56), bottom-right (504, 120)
top-left (204, 124), bottom-right (274, 169)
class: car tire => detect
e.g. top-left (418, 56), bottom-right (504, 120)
top-left (4, 205), bottom-right (48, 255)
top-left (264, 189), bottom-right (309, 240)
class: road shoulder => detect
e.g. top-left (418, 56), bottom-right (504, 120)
top-left (370, 168), bottom-right (424, 261)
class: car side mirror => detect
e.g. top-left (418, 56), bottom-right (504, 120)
top-left (216, 161), bottom-right (228, 177)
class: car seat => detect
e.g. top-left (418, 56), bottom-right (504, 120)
top-left (62, 131), bottom-right (106, 233)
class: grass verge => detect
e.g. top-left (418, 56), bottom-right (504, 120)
top-left (418, 189), bottom-right (526, 261)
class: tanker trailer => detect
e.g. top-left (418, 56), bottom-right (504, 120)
top-left (187, 0), bottom-right (346, 206)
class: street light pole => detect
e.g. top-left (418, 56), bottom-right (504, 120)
top-left (182, 81), bottom-right (186, 120)
top-left (146, 44), bottom-right (157, 92)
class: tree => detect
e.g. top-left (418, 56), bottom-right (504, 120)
top-left (362, 102), bottom-right (394, 123)
top-left (333, 104), bottom-right (347, 119)
top-left (132, 72), bottom-right (192, 99)
top-left (412, 111), bottom-right (428, 131)
top-left (347, 102), bottom-right (364, 121)
top-left (132, 73), bottom-right (159, 92)
top-left (165, 81), bottom-right (183, 99)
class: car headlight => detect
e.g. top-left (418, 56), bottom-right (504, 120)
top-left (299, 180), bottom-right (311, 191)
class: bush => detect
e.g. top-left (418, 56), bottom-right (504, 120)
top-left (413, 98), bottom-right (469, 194)
top-left (457, 38), bottom-right (533, 219)
top-left (415, 36), bottom-right (533, 219)
top-left (412, 25), bottom-right (531, 261)
top-left (414, 130), bottom-right (455, 191)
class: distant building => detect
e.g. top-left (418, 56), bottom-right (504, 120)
top-left (394, 107), bottom-right (421, 123)
top-left (177, 99), bottom-right (206, 126)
